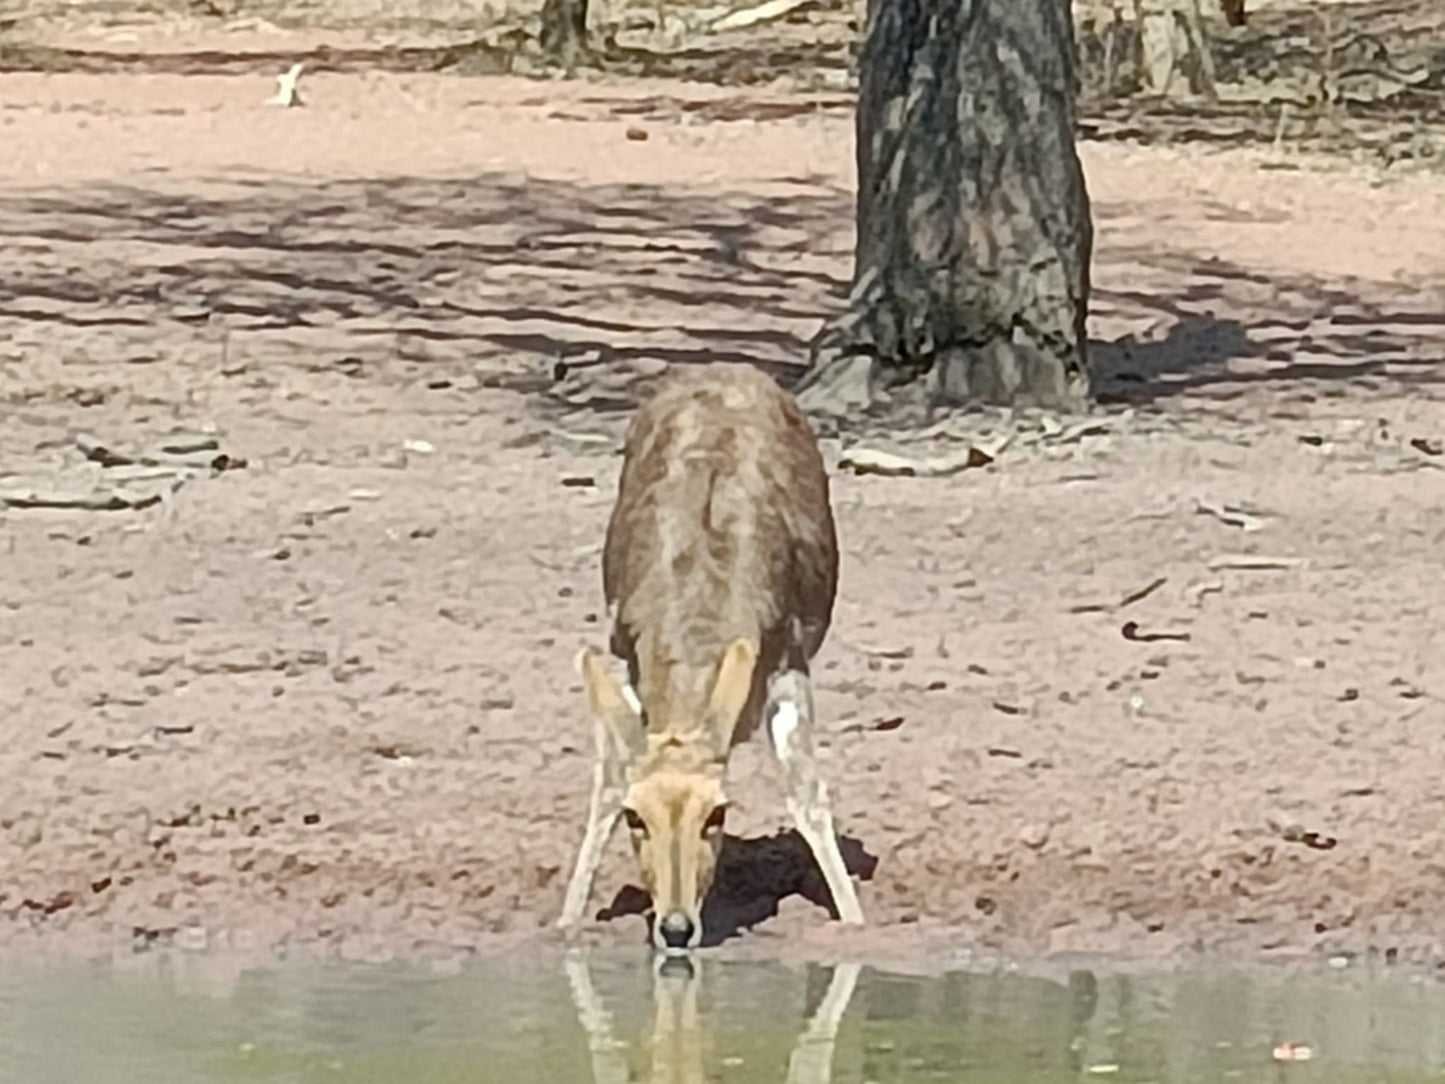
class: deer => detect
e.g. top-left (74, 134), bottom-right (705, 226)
top-left (556, 362), bottom-right (865, 953)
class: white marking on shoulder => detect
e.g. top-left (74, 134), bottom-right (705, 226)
top-left (622, 684), bottom-right (642, 715)
top-left (769, 700), bottom-right (800, 753)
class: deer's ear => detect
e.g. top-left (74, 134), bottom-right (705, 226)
top-left (577, 647), bottom-right (646, 762)
top-left (702, 637), bottom-right (757, 755)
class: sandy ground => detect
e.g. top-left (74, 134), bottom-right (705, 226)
top-left (2, 45), bottom-right (1445, 968)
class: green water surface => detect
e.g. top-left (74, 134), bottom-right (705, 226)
top-left (1, 948), bottom-right (1443, 1083)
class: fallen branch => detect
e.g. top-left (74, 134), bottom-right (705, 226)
top-left (1119, 576), bottom-right (1168, 609)
top-left (1207, 553), bottom-right (1307, 571)
top-left (1195, 498), bottom-right (1266, 532)
top-left (710, 0), bottom-right (813, 32)
top-left (1121, 620), bottom-right (1191, 643)
top-left (1, 487), bottom-right (164, 512)
top-left (838, 441), bottom-right (1001, 478)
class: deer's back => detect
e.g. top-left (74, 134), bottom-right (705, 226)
top-left (603, 365), bottom-right (838, 691)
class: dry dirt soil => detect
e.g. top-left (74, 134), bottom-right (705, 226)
top-left (2, 21), bottom-right (1445, 968)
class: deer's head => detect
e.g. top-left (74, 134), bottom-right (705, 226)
top-left (577, 638), bottom-right (757, 953)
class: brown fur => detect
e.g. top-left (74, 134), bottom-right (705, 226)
top-left (604, 362), bottom-right (838, 743)
top-left (568, 363), bottom-right (847, 949)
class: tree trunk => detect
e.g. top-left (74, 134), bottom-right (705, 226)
top-left (799, 0), bottom-right (1094, 415)
top-left (540, 0), bottom-right (589, 64)
top-left (1133, 0), bottom-right (1218, 99)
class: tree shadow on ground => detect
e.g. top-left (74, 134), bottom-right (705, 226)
top-left (0, 13), bottom-right (856, 89)
top-left (596, 828), bottom-right (879, 946)
top-left (0, 171), bottom-right (850, 413)
top-left (1088, 244), bottom-right (1445, 408)
top-left (0, 171), bottom-right (1439, 420)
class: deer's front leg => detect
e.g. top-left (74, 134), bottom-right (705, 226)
top-left (766, 669), bottom-right (865, 926)
top-left (558, 730), bottom-right (627, 928)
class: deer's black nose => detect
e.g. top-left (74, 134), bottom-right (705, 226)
top-left (658, 912), bottom-right (695, 950)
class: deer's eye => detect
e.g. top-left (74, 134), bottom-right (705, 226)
top-left (703, 805), bottom-right (728, 835)
top-left (622, 809), bottom-right (647, 836)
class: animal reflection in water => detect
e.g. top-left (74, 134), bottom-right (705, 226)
top-left (566, 954), bottom-right (861, 1084)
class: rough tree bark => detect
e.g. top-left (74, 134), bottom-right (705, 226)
top-left (799, 0), bottom-right (1094, 415)
top-left (540, 0), bottom-right (589, 64)
top-left (1133, 0), bottom-right (1217, 99)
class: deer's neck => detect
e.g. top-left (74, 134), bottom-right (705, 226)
top-left (635, 655), bottom-right (714, 738)
top-left (632, 624), bottom-right (759, 739)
